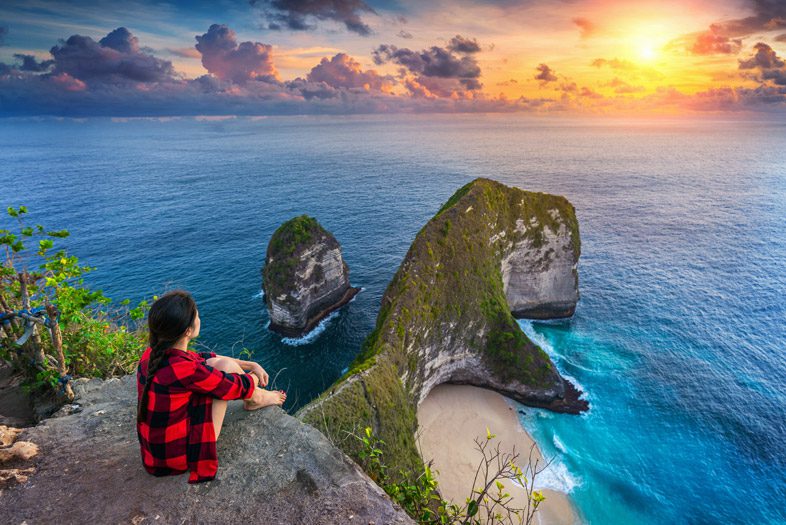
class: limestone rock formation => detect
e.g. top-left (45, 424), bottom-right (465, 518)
top-left (299, 178), bottom-right (586, 479)
top-left (0, 376), bottom-right (413, 524)
top-left (263, 215), bottom-right (360, 337)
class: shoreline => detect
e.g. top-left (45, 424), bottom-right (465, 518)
top-left (416, 384), bottom-right (579, 525)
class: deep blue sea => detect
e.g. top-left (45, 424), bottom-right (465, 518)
top-left (1, 114), bottom-right (784, 524)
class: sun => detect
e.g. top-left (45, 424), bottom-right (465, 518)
top-left (639, 44), bottom-right (657, 61)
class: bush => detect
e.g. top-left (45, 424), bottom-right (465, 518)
top-left (0, 206), bottom-right (149, 398)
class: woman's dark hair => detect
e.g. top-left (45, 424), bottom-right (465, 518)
top-left (137, 290), bottom-right (198, 423)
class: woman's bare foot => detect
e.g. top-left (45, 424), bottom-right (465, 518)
top-left (244, 389), bottom-right (286, 410)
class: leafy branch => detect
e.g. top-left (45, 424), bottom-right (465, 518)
top-left (353, 425), bottom-right (552, 525)
top-left (1, 206), bottom-right (149, 399)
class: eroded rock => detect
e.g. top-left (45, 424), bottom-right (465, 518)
top-left (263, 215), bottom-right (360, 337)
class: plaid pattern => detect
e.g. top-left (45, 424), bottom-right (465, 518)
top-left (136, 347), bottom-right (256, 483)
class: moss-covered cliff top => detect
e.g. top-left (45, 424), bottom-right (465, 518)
top-left (263, 214), bottom-right (328, 299)
top-left (299, 177), bottom-right (582, 482)
top-left (348, 177), bottom-right (579, 385)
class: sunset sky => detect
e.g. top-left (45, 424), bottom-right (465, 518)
top-left (1, 0), bottom-right (785, 116)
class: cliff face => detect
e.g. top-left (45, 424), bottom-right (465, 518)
top-left (501, 208), bottom-right (579, 319)
top-left (1, 376), bottom-right (413, 524)
top-left (298, 178), bottom-right (586, 479)
top-left (263, 215), bottom-right (360, 337)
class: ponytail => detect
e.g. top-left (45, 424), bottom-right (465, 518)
top-left (137, 290), bottom-right (198, 423)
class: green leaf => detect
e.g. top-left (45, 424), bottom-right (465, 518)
top-left (467, 500), bottom-right (478, 517)
top-left (38, 239), bottom-right (54, 254)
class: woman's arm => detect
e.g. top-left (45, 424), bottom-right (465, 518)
top-left (215, 355), bottom-right (269, 387)
top-left (176, 359), bottom-right (257, 400)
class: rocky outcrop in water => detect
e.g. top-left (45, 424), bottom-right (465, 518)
top-left (299, 178), bottom-right (586, 478)
top-left (263, 215), bottom-right (360, 338)
top-left (0, 375), bottom-right (413, 524)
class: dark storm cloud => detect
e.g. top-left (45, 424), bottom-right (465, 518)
top-left (0, 25), bottom-right (8, 46)
top-left (373, 44), bottom-right (481, 79)
top-left (739, 42), bottom-right (786, 86)
top-left (48, 28), bottom-right (177, 84)
top-left (739, 42), bottom-right (785, 69)
top-left (195, 24), bottom-right (278, 84)
top-left (447, 35), bottom-right (481, 54)
top-left (713, 0), bottom-right (786, 37)
top-left (372, 39), bottom-right (483, 98)
top-left (251, 0), bottom-right (376, 35)
top-left (98, 27), bottom-right (139, 54)
top-left (535, 63), bottom-right (557, 84)
top-left (13, 54), bottom-right (55, 72)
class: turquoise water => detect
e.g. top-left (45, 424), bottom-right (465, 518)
top-left (1, 114), bottom-right (784, 523)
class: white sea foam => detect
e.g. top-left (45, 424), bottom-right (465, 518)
top-left (532, 457), bottom-right (581, 493)
top-left (275, 287), bottom-right (363, 346)
top-left (553, 434), bottom-right (567, 454)
top-left (509, 455), bottom-right (580, 494)
top-left (252, 289), bottom-right (264, 299)
top-left (511, 320), bottom-right (584, 494)
top-left (516, 319), bottom-right (588, 396)
top-left (280, 310), bottom-right (340, 346)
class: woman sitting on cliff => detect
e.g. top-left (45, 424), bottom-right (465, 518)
top-left (136, 290), bottom-right (286, 483)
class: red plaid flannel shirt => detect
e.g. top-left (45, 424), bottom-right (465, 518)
top-left (136, 347), bottom-right (256, 483)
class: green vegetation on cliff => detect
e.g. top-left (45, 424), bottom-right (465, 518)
top-left (300, 178), bottom-right (581, 482)
top-left (263, 214), bottom-right (326, 300)
top-left (0, 206), bottom-right (149, 399)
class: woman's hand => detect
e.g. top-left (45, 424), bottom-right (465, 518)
top-left (249, 363), bottom-right (269, 387)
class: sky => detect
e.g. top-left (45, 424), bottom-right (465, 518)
top-left (1, 0), bottom-right (785, 117)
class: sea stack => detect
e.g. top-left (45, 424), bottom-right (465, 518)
top-left (263, 215), bottom-right (360, 338)
top-left (298, 178), bottom-right (586, 479)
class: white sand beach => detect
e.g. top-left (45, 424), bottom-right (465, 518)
top-left (416, 384), bottom-right (579, 525)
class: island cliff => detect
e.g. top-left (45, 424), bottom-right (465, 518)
top-left (298, 178), bottom-right (587, 478)
top-left (263, 215), bottom-right (360, 337)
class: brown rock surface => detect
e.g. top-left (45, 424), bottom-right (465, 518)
top-left (0, 376), bottom-right (413, 524)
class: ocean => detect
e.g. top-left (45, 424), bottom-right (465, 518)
top-left (1, 113), bottom-right (784, 523)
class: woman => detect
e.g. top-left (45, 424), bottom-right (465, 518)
top-left (136, 290), bottom-right (286, 483)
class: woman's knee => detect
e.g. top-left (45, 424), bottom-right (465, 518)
top-left (206, 356), bottom-right (242, 373)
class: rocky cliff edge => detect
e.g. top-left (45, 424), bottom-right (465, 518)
top-left (0, 376), bottom-right (413, 524)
